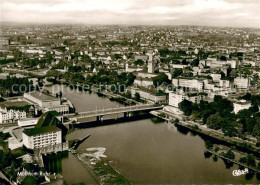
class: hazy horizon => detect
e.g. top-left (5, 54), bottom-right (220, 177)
top-left (1, 0), bottom-right (260, 28)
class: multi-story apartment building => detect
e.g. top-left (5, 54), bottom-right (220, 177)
top-left (23, 126), bottom-right (62, 149)
top-left (172, 78), bottom-right (204, 91)
top-left (168, 92), bottom-right (201, 108)
top-left (219, 80), bottom-right (231, 89)
top-left (234, 77), bottom-right (249, 89)
top-left (22, 111), bottom-right (68, 153)
top-left (134, 77), bottom-right (154, 87)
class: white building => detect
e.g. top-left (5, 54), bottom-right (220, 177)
top-left (233, 101), bottom-right (251, 114)
top-left (219, 80), bottom-right (231, 89)
top-left (168, 92), bottom-right (184, 107)
top-left (22, 126), bottom-right (62, 149)
top-left (134, 77), bottom-right (154, 87)
top-left (44, 105), bottom-right (69, 113)
top-left (211, 74), bottom-right (222, 82)
top-left (0, 101), bottom-right (32, 124)
top-left (172, 78), bottom-right (204, 91)
top-left (130, 88), bottom-right (166, 103)
top-left (18, 118), bottom-right (39, 127)
top-left (125, 63), bottom-right (143, 73)
top-left (168, 92), bottom-right (201, 108)
top-left (234, 77), bottom-right (249, 89)
top-left (24, 92), bottom-right (69, 114)
top-left (227, 60), bottom-right (238, 69)
top-left (0, 110), bottom-right (26, 124)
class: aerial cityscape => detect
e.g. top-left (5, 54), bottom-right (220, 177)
top-left (0, 0), bottom-right (260, 185)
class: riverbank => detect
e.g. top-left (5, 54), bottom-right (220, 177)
top-left (205, 147), bottom-right (260, 173)
top-left (150, 110), bottom-right (260, 157)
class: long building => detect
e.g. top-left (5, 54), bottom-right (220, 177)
top-left (172, 78), bottom-right (204, 91)
top-left (24, 91), bottom-right (69, 114)
top-left (168, 91), bottom-right (201, 108)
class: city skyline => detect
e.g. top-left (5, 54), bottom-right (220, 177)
top-left (1, 0), bottom-right (260, 28)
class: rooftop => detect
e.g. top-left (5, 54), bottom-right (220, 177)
top-left (234, 100), bottom-right (251, 105)
top-left (26, 91), bottom-right (58, 102)
top-left (36, 111), bottom-right (61, 128)
top-left (23, 125), bottom-right (61, 136)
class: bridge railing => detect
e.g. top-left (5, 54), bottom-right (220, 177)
top-left (77, 103), bottom-right (156, 115)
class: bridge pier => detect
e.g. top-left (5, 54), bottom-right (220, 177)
top-left (124, 112), bottom-right (132, 118)
top-left (97, 115), bottom-right (104, 122)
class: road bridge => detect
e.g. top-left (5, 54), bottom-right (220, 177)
top-left (68, 104), bottom-right (163, 122)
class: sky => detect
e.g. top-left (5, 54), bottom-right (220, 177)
top-left (1, 0), bottom-right (260, 28)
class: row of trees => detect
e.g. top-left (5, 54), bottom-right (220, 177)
top-left (58, 68), bottom-right (136, 88)
top-left (0, 76), bottom-right (33, 96)
top-left (179, 95), bottom-right (260, 138)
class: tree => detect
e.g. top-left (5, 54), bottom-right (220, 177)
top-left (152, 73), bottom-right (170, 87)
top-left (81, 64), bottom-right (86, 72)
top-left (252, 118), bottom-right (260, 137)
top-left (63, 40), bottom-right (69, 46)
top-left (134, 92), bottom-right (141, 102)
top-left (214, 146), bottom-right (220, 152)
top-left (134, 59), bottom-right (144, 66)
top-left (179, 99), bottom-right (193, 116)
top-left (206, 112), bottom-right (223, 130)
top-left (46, 69), bottom-right (61, 79)
top-left (221, 121), bottom-right (238, 137)
top-left (191, 59), bottom-right (199, 66)
top-left (10, 160), bottom-right (17, 181)
top-left (205, 140), bottom-right (213, 149)
top-left (224, 149), bottom-right (235, 159)
top-left (246, 155), bottom-right (256, 167)
top-left (251, 95), bottom-right (260, 107)
top-left (243, 118), bottom-right (256, 133)
top-left (172, 69), bottom-right (183, 78)
top-left (68, 66), bottom-right (82, 73)
top-left (219, 56), bottom-right (227, 61)
top-left (239, 157), bottom-right (247, 164)
top-left (126, 73), bottom-right (135, 86)
top-left (125, 91), bottom-right (131, 99)
top-left (212, 96), bottom-right (233, 115)
top-left (113, 54), bottom-right (122, 60)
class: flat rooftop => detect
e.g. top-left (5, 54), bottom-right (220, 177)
top-left (23, 125), bottom-right (61, 136)
top-left (26, 91), bottom-right (58, 102)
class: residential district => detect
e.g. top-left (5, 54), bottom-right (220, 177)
top-left (0, 24), bottom-right (259, 184)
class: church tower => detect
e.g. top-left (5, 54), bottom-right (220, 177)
top-left (148, 54), bottom-right (154, 73)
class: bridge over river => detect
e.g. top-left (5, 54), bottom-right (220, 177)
top-left (68, 104), bottom-right (163, 122)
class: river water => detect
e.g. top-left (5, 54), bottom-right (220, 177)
top-left (47, 85), bottom-right (259, 184)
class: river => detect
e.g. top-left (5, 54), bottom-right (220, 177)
top-left (46, 85), bottom-right (259, 184)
